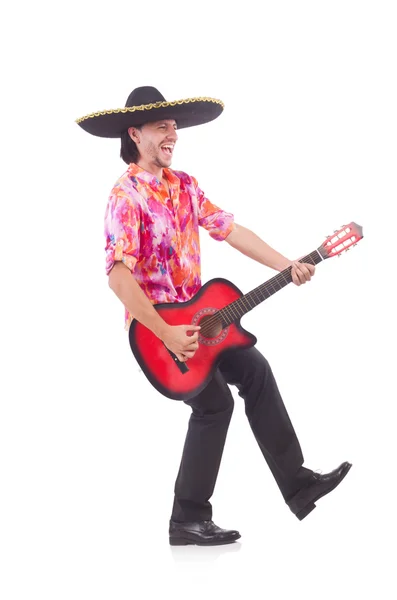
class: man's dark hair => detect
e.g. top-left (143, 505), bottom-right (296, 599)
top-left (120, 125), bottom-right (143, 165)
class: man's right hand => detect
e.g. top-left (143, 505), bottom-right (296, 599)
top-left (159, 324), bottom-right (201, 362)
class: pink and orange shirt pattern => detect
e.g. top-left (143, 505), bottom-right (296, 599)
top-left (104, 163), bottom-right (235, 330)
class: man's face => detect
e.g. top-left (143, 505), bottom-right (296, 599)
top-left (130, 119), bottom-right (178, 168)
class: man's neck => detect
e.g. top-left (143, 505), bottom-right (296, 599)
top-left (136, 159), bottom-right (163, 181)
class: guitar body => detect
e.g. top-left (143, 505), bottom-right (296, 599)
top-left (129, 278), bottom-right (257, 401)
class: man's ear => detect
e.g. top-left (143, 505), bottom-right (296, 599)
top-left (128, 126), bottom-right (140, 144)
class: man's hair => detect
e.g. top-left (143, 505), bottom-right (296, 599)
top-left (120, 125), bottom-right (143, 165)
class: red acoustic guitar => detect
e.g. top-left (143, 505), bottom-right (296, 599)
top-left (129, 222), bottom-right (363, 401)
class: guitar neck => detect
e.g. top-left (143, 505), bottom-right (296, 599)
top-left (219, 249), bottom-right (324, 327)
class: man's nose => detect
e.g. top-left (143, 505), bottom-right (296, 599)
top-left (167, 129), bottom-right (178, 142)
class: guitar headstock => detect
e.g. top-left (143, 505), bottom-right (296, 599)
top-left (318, 222), bottom-right (363, 259)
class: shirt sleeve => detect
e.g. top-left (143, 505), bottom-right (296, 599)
top-left (192, 177), bottom-right (235, 241)
top-left (104, 192), bottom-right (140, 275)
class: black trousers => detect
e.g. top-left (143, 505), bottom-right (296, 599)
top-left (171, 347), bottom-right (313, 522)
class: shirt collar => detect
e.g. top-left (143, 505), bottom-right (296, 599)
top-left (128, 163), bottom-right (179, 189)
top-left (128, 163), bottom-right (159, 187)
top-left (163, 168), bottom-right (180, 187)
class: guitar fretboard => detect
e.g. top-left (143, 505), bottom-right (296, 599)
top-left (218, 250), bottom-right (323, 326)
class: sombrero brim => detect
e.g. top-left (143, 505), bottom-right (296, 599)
top-left (75, 97), bottom-right (224, 138)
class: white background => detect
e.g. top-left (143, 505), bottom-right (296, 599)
top-left (1, 1), bottom-right (396, 598)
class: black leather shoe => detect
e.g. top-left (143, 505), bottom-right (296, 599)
top-left (287, 462), bottom-right (352, 521)
top-left (169, 519), bottom-right (241, 546)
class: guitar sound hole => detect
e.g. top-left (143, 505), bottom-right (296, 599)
top-left (199, 314), bottom-right (223, 339)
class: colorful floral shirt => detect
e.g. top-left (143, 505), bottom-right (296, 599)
top-left (104, 163), bottom-right (235, 329)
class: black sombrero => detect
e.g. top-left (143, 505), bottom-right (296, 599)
top-left (75, 86), bottom-right (224, 138)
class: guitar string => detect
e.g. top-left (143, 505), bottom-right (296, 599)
top-left (172, 233), bottom-right (360, 358)
top-left (197, 252), bottom-right (319, 338)
top-left (197, 239), bottom-right (358, 338)
top-left (197, 237), bottom-right (360, 338)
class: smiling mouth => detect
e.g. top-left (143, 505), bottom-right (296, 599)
top-left (161, 145), bottom-right (174, 156)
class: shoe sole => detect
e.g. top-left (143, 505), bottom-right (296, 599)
top-left (296, 462), bottom-right (352, 521)
top-left (169, 534), bottom-right (241, 546)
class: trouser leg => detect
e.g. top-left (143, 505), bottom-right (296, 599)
top-left (219, 347), bottom-right (312, 500)
top-left (171, 369), bottom-right (234, 522)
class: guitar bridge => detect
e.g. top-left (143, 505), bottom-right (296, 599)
top-left (163, 345), bottom-right (189, 374)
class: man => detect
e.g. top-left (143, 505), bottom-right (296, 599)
top-left (76, 86), bottom-right (352, 546)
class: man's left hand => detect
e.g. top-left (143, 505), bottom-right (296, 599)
top-left (290, 261), bottom-right (315, 286)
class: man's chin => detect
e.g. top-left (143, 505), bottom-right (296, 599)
top-left (154, 157), bottom-right (170, 168)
